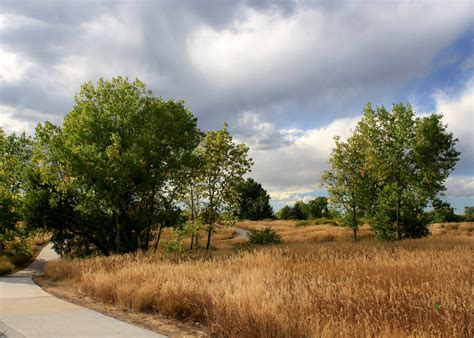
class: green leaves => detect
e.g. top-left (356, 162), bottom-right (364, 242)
top-left (324, 102), bottom-right (459, 241)
top-left (235, 178), bottom-right (274, 220)
top-left (24, 77), bottom-right (202, 255)
top-left (194, 123), bottom-right (252, 250)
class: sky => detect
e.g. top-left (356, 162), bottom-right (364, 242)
top-left (1, 0), bottom-right (473, 212)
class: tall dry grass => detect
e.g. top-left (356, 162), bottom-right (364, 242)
top-left (43, 236), bottom-right (473, 337)
top-left (237, 220), bottom-right (375, 243)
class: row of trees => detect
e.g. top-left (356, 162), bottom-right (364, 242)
top-left (0, 77), bottom-right (275, 256)
top-left (276, 197), bottom-right (330, 220)
top-left (323, 103), bottom-right (460, 241)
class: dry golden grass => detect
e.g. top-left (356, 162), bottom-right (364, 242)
top-left (157, 225), bottom-right (239, 251)
top-left (237, 220), bottom-right (374, 243)
top-left (429, 222), bottom-right (473, 237)
top-left (43, 235), bottom-right (473, 337)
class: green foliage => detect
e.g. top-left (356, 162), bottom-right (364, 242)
top-left (294, 220), bottom-right (313, 227)
top-left (0, 129), bottom-right (33, 251)
top-left (195, 123), bottom-right (252, 250)
top-left (324, 102), bottom-right (460, 241)
top-left (306, 197), bottom-right (329, 219)
top-left (425, 199), bottom-right (460, 223)
top-left (276, 197), bottom-right (330, 221)
top-left (463, 206), bottom-right (474, 221)
top-left (314, 217), bottom-right (339, 226)
top-left (248, 227), bottom-right (282, 245)
top-left (23, 77), bottom-right (201, 256)
top-left (276, 205), bottom-right (293, 220)
top-left (235, 178), bottom-right (274, 220)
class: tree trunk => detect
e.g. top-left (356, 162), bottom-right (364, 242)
top-left (352, 204), bottom-right (357, 242)
top-left (115, 213), bottom-right (120, 253)
top-left (189, 233), bottom-right (194, 250)
top-left (153, 223), bottom-right (164, 254)
top-left (206, 225), bottom-right (212, 252)
top-left (396, 196), bottom-right (401, 240)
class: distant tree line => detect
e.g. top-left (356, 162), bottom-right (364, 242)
top-left (0, 77), bottom-right (277, 256)
top-left (276, 197), bottom-right (331, 220)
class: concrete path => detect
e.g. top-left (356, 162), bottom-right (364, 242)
top-left (0, 244), bottom-right (165, 338)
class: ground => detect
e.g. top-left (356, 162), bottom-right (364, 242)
top-left (34, 221), bottom-right (474, 337)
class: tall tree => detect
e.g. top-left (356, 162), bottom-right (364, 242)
top-left (323, 133), bottom-right (372, 241)
top-left (324, 102), bottom-right (459, 241)
top-left (0, 129), bottom-right (33, 251)
top-left (196, 124), bottom-right (252, 251)
top-left (24, 77), bottom-right (201, 255)
top-left (235, 178), bottom-right (274, 220)
top-left (359, 103), bottom-right (459, 239)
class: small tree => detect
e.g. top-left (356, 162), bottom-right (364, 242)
top-left (323, 133), bottom-right (371, 241)
top-left (307, 197), bottom-right (329, 219)
top-left (196, 124), bottom-right (252, 251)
top-left (276, 205), bottom-right (292, 220)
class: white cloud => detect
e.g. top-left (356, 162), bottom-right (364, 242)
top-left (242, 75), bottom-right (474, 202)
top-left (0, 48), bottom-right (35, 83)
top-left (445, 176), bottom-right (474, 198)
top-left (0, 104), bottom-right (37, 134)
top-left (434, 76), bottom-right (474, 173)
top-left (237, 113), bottom-right (359, 193)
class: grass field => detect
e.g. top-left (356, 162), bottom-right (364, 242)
top-left (0, 232), bottom-right (50, 275)
top-left (40, 222), bottom-right (473, 337)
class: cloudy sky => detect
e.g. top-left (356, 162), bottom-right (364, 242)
top-left (1, 0), bottom-right (473, 211)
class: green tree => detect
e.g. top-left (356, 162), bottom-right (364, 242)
top-left (464, 206), bottom-right (474, 221)
top-left (196, 124), bottom-right (252, 251)
top-left (235, 178), bottom-right (273, 220)
top-left (24, 77), bottom-right (201, 256)
top-left (0, 129), bottom-right (33, 251)
top-left (276, 205), bottom-right (292, 220)
top-left (358, 103), bottom-right (459, 239)
top-left (323, 133), bottom-right (371, 241)
top-left (307, 196), bottom-right (329, 219)
top-left (325, 102), bottom-right (459, 241)
top-left (291, 201), bottom-right (308, 220)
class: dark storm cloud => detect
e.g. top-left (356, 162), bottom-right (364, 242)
top-left (1, 0), bottom-right (473, 199)
top-left (1, 0), bottom-right (472, 129)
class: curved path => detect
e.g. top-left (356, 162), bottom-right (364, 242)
top-left (0, 244), bottom-right (165, 338)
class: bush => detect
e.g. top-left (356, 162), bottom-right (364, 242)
top-left (0, 257), bottom-right (14, 275)
top-left (9, 251), bottom-right (32, 265)
top-left (295, 220), bottom-right (314, 227)
top-left (313, 217), bottom-right (339, 226)
top-left (248, 228), bottom-right (282, 245)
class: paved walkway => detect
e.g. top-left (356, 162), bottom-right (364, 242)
top-left (0, 244), bottom-right (165, 338)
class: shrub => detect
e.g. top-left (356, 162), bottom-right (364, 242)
top-left (0, 257), bottom-right (14, 275)
top-left (295, 220), bottom-right (313, 227)
top-left (248, 228), bottom-right (282, 245)
top-left (313, 217), bottom-right (339, 226)
top-left (9, 251), bottom-right (32, 265)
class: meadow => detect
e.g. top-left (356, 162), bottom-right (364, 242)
top-left (39, 221), bottom-right (473, 337)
